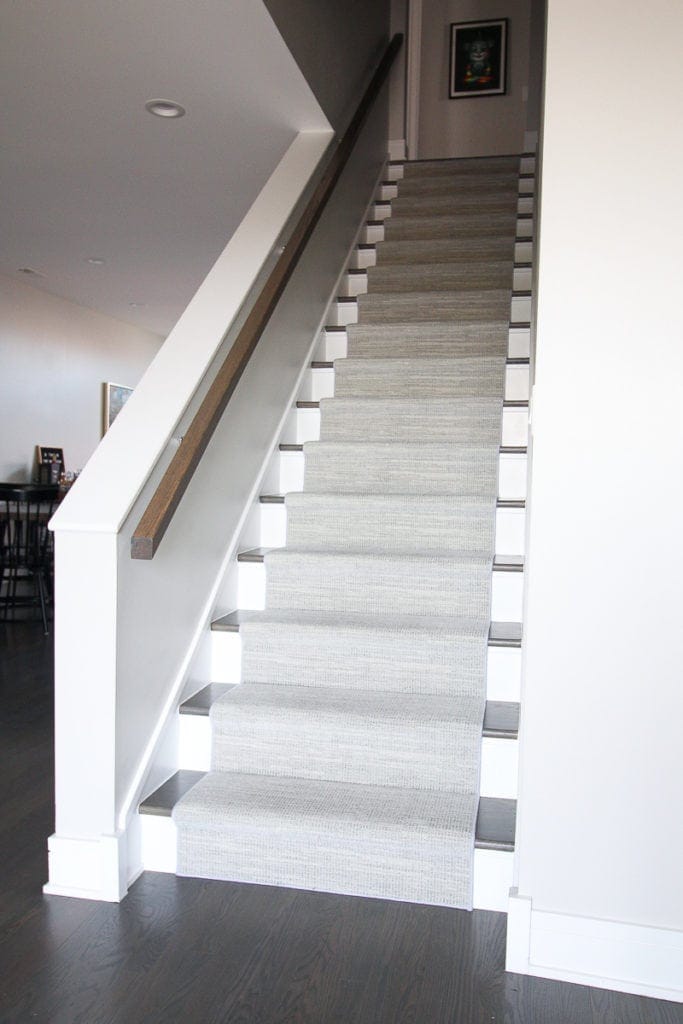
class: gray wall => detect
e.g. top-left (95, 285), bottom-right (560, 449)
top-left (418, 0), bottom-right (531, 158)
top-left (526, 0), bottom-right (546, 132)
top-left (0, 275), bottom-right (162, 482)
top-left (264, 0), bottom-right (392, 129)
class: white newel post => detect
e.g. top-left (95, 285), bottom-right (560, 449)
top-left (45, 530), bottom-right (124, 900)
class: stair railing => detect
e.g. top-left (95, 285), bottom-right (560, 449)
top-left (131, 32), bottom-right (403, 560)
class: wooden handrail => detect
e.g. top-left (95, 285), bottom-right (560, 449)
top-left (131, 33), bottom-right (403, 559)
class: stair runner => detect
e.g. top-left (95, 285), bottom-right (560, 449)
top-left (174, 154), bottom-right (519, 909)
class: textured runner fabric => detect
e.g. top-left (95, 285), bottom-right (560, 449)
top-left (175, 154), bottom-right (519, 910)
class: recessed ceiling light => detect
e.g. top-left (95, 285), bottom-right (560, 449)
top-left (129, 302), bottom-right (146, 309)
top-left (85, 257), bottom-right (106, 265)
top-left (145, 99), bottom-right (186, 119)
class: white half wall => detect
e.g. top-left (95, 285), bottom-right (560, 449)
top-left (0, 275), bottom-right (162, 482)
top-left (510, 0), bottom-right (683, 1002)
top-left (417, 0), bottom-right (531, 158)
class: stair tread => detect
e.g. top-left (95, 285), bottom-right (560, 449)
top-left (475, 797), bottom-right (516, 851)
top-left (238, 546), bottom-right (524, 571)
top-left (182, 683), bottom-right (518, 738)
top-left (312, 356), bottom-right (530, 366)
top-left (280, 442), bottom-right (527, 454)
top-left (140, 769), bottom-right (515, 850)
top-left (180, 683), bottom-right (235, 715)
top-left (139, 769), bottom-right (205, 816)
top-left (212, 609), bottom-right (522, 647)
top-left (259, 493), bottom-right (524, 509)
top-left (298, 399), bottom-right (528, 408)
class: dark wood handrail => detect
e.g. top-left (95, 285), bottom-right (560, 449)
top-left (131, 33), bottom-right (403, 559)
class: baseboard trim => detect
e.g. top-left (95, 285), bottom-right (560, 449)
top-left (44, 831), bottom-right (128, 902)
top-left (507, 889), bottom-right (683, 1003)
top-left (388, 138), bottom-right (406, 161)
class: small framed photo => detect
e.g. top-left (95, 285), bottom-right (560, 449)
top-left (36, 445), bottom-right (65, 484)
top-left (103, 382), bottom-right (133, 433)
top-left (449, 19), bottom-right (508, 99)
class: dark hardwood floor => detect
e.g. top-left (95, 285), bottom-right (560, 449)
top-left (1, 622), bottom-right (681, 1024)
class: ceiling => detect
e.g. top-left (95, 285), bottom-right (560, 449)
top-left (0, 0), bottom-right (328, 336)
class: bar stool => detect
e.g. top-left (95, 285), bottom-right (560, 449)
top-left (0, 484), bottom-right (57, 634)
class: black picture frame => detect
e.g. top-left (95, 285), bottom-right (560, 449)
top-left (36, 445), bottom-right (65, 484)
top-left (449, 19), bottom-right (508, 99)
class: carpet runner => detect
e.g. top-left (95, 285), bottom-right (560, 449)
top-left (174, 154), bottom-right (519, 909)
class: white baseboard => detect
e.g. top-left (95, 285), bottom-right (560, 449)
top-left (43, 831), bottom-right (129, 902)
top-left (388, 138), bottom-right (406, 161)
top-left (507, 889), bottom-right (683, 1003)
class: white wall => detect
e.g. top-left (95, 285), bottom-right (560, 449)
top-left (418, 0), bottom-right (531, 158)
top-left (0, 274), bottom-right (161, 482)
top-left (509, 0), bottom-right (683, 1001)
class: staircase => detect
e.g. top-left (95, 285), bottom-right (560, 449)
top-left (139, 152), bottom-right (533, 913)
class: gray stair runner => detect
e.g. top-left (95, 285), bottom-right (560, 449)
top-left (174, 154), bottom-right (520, 909)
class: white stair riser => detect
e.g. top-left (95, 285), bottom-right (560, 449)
top-left (473, 848), bottom-right (513, 912)
top-left (515, 240), bottom-right (532, 263)
top-left (278, 450), bottom-right (527, 501)
top-left (299, 362), bottom-right (529, 403)
top-left (178, 713), bottom-right (517, 800)
top-left (511, 294), bottom-right (531, 323)
top-left (378, 183), bottom-right (398, 201)
top-left (350, 242), bottom-right (533, 271)
top-left (282, 405), bottom-right (528, 447)
top-left (361, 220), bottom-right (533, 246)
top-left (372, 194), bottom-right (533, 216)
top-left (340, 265), bottom-right (533, 297)
top-left (487, 645), bottom-right (522, 702)
top-left (520, 156), bottom-right (535, 175)
top-left (138, 814), bottom-right (512, 912)
top-left (259, 502), bottom-right (525, 556)
top-left (236, 559), bottom-right (523, 620)
top-left (386, 163), bottom-right (404, 182)
top-left (518, 177), bottom-right (534, 195)
top-left (319, 325), bottom-right (531, 361)
top-left (332, 294), bottom-right (532, 327)
top-left (350, 247), bottom-right (377, 270)
top-left (210, 631), bottom-right (522, 701)
top-left (370, 202), bottom-right (392, 220)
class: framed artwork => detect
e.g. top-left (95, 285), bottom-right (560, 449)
top-left (36, 445), bottom-right (65, 484)
top-left (103, 382), bottom-right (133, 433)
top-left (449, 19), bottom-right (508, 99)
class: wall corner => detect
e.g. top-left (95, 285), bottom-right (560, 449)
top-left (506, 887), bottom-right (533, 973)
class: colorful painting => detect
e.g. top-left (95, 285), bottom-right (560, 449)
top-left (449, 19), bottom-right (508, 99)
top-left (103, 382), bottom-right (133, 433)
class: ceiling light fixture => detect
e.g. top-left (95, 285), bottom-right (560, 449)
top-left (145, 99), bottom-right (186, 119)
top-left (17, 267), bottom-right (45, 277)
top-left (85, 257), bottom-right (106, 265)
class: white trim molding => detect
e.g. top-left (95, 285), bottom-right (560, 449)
top-left (388, 138), bottom-right (406, 161)
top-left (405, 0), bottom-right (422, 160)
top-left (44, 832), bottom-right (128, 902)
top-left (507, 889), bottom-right (683, 1003)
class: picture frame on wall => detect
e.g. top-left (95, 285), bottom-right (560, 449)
top-left (449, 19), bottom-right (508, 99)
top-left (103, 382), bottom-right (133, 434)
